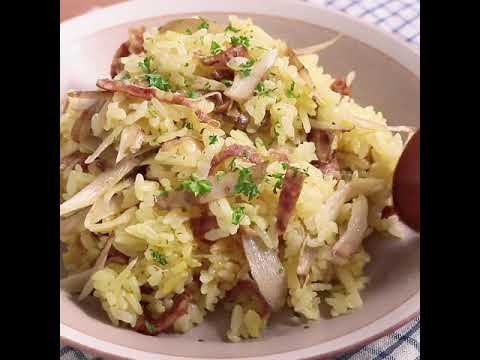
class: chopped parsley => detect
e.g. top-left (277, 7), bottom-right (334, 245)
top-left (179, 177), bottom-right (212, 196)
top-left (287, 82), bottom-right (297, 98)
top-left (146, 74), bottom-right (171, 91)
top-left (139, 57), bottom-right (172, 91)
top-left (215, 171), bottom-right (226, 182)
top-left (229, 157), bottom-right (238, 171)
top-left (186, 89), bottom-right (200, 98)
top-left (234, 167), bottom-right (260, 200)
top-left (255, 82), bottom-right (275, 96)
top-left (221, 79), bottom-right (233, 87)
top-left (291, 166), bottom-right (310, 177)
top-left (225, 23), bottom-right (240, 33)
top-left (185, 122), bottom-right (193, 130)
top-left (268, 172), bottom-right (285, 194)
top-left (148, 104), bottom-right (158, 118)
top-left (282, 162), bottom-right (289, 170)
top-left (151, 250), bottom-right (168, 266)
top-left (239, 59), bottom-right (255, 77)
top-left (208, 135), bottom-right (219, 144)
top-left (230, 35), bottom-right (250, 48)
top-left (138, 57), bottom-right (153, 73)
top-left (210, 41), bottom-right (222, 55)
top-left (232, 206), bottom-right (246, 225)
top-left (273, 123), bottom-right (281, 139)
top-left (121, 73), bottom-right (131, 80)
top-left (198, 18), bottom-right (209, 30)
top-left (185, 28), bottom-right (193, 35)
top-left (159, 190), bottom-right (169, 198)
top-left (145, 320), bottom-right (157, 333)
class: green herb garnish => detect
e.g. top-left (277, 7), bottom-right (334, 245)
top-left (121, 73), bottom-right (131, 80)
top-left (208, 135), bottom-right (219, 144)
top-left (273, 123), bottom-right (281, 139)
top-left (185, 122), bottom-right (193, 130)
top-left (210, 41), bottom-right (222, 55)
top-left (225, 23), bottom-right (240, 33)
top-left (179, 177), bottom-right (213, 196)
top-left (148, 104), bottom-right (158, 118)
top-left (185, 29), bottom-right (193, 35)
top-left (186, 89), bottom-right (200, 98)
top-left (198, 18), bottom-right (209, 30)
top-left (138, 57), bottom-right (153, 73)
top-left (145, 320), bottom-right (157, 333)
top-left (232, 206), bottom-right (246, 225)
top-left (255, 82), bottom-right (275, 96)
top-left (221, 79), bottom-right (233, 87)
top-left (229, 157), bottom-right (238, 171)
top-left (268, 172), bottom-right (285, 194)
top-left (287, 82), bottom-right (297, 98)
top-left (290, 166), bottom-right (309, 177)
top-left (146, 74), bottom-right (171, 91)
top-left (151, 250), bottom-right (168, 266)
top-left (234, 167), bottom-right (260, 200)
top-left (139, 57), bottom-right (172, 91)
top-left (230, 35), bottom-right (250, 48)
top-left (239, 59), bottom-right (255, 77)
top-left (215, 171), bottom-right (226, 182)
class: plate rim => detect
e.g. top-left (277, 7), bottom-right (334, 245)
top-left (61, 294), bottom-right (419, 360)
top-left (60, 1), bottom-right (420, 358)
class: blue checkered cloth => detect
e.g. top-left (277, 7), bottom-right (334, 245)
top-left (60, 1), bottom-right (420, 359)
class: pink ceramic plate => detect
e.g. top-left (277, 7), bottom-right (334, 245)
top-left (60, 1), bottom-right (420, 359)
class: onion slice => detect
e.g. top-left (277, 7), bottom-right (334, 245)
top-left (60, 236), bottom-right (113, 296)
top-left (191, 77), bottom-right (226, 92)
top-left (310, 121), bottom-right (354, 132)
top-left (78, 237), bottom-right (114, 300)
top-left (85, 127), bottom-right (122, 164)
top-left (325, 178), bottom-right (383, 221)
top-left (224, 49), bottom-right (278, 103)
top-left (67, 91), bottom-right (112, 143)
top-left (60, 208), bottom-right (89, 239)
top-left (297, 245), bottom-right (317, 276)
top-left (331, 195), bottom-right (369, 264)
top-left (158, 18), bottom-right (224, 34)
top-left (60, 151), bottom-right (88, 171)
top-left (287, 49), bottom-right (326, 106)
top-left (350, 114), bottom-right (417, 133)
top-left (116, 124), bottom-right (144, 163)
top-left (240, 226), bottom-right (287, 311)
top-left (293, 34), bottom-right (342, 55)
top-left (60, 157), bottom-right (141, 216)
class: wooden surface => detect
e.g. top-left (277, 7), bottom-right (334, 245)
top-left (60, 0), bottom-right (126, 22)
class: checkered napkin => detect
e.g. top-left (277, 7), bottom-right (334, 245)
top-left (60, 1), bottom-right (420, 359)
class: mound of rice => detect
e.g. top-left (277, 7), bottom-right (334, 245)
top-left (60, 15), bottom-right (413, 342)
